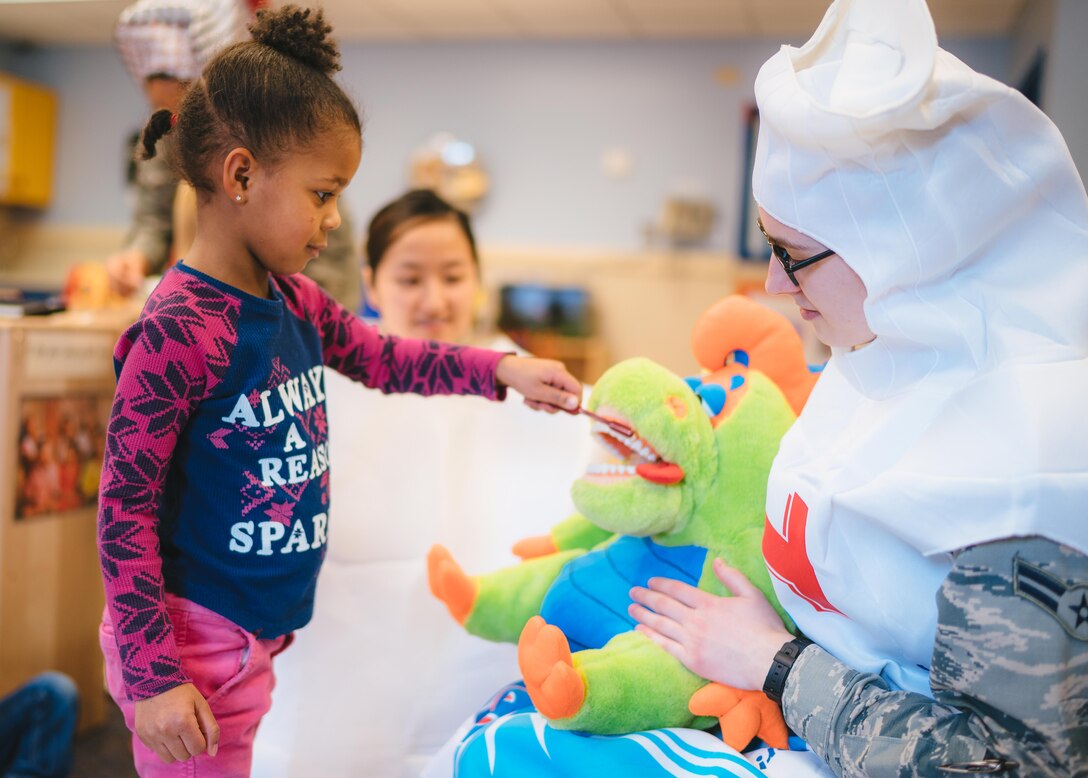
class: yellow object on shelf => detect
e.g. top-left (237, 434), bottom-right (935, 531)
top-left (0, 73), bottom-right (57, 208)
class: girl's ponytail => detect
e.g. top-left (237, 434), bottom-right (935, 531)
top-left (140, 108), bottom-right (175, 160)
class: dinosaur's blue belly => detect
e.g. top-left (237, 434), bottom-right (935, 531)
top-left (539, 536), bottom-right (707, 652)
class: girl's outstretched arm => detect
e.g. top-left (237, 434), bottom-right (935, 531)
top-left (285, 273), bottom-right (580, 406)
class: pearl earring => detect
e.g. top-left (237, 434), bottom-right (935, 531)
top-left (235, 195), bottom-right (242, 202)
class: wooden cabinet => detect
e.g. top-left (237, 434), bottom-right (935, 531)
top-left (0, 314), bottom-right (126, 732)
top-left (0, 74), bottom-right (57, 208)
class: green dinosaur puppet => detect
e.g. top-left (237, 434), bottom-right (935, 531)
top-left (428, 295), bottom-right (817, 749)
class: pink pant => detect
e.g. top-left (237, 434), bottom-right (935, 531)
top-left (99, 594), bottom-right (291, 778)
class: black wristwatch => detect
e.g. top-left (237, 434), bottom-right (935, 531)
top-left (762, 636), bottom-right (814, 704)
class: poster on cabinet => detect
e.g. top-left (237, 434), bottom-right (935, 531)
top-left (14, 394), bottom-right (110, 521)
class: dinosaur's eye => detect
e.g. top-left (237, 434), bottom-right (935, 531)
top-left (695, 383), bottom-right (726, 417)
top-left (724, 349), bottom-right (750, 367)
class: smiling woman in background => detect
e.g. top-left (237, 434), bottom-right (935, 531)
top-left (362, 189), bottom-right (483, 343)
top-left (252, 190), bottom-right (596, 778)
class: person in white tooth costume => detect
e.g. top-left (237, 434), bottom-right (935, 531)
top-left (630, 0), bottom-right (1088, 775)
top-left (251, 190), bottom-right (597, 778)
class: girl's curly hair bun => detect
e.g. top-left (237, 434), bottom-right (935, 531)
top-left (250, 5), bottom-right (341, 74)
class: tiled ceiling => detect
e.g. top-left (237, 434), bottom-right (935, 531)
top-left (0, 0), bottom-right (1029, 47)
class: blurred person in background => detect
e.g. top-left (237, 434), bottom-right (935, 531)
top-left (107, 0), bottom-right (248, 297)
top-left (0, 672), bottom-right (79, 778)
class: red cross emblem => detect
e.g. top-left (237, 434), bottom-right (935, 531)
top-left (763, 493), bottom-right (844, 616)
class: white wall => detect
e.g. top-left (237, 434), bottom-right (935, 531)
top-left (340, 39), bottom-right (777, 252)
top-left (4, 36), bottom-right (1010, 252)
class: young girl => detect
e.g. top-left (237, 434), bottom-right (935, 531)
top-left (252, 190), bottom-right (597, 777)
top-left (96, 7), bottom-right (581, 777)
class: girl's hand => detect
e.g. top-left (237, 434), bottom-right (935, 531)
top-left (134, 683), bottom-right (220, 764)
top-left (629, 558), bottom-right (794, 690)
top-left (496, 355), bottom-right (582, 413)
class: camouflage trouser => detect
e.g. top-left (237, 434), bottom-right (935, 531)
top-left (782, 536), bottom-right (1088, 777)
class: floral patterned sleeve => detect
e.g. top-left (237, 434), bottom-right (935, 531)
top-left (97, 281), bottom-right (241, 700)
top-left (275, 274), bottom-right (509, 400)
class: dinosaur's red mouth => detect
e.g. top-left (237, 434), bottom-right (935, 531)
top-left (584, 412), bottom-right (684, 485)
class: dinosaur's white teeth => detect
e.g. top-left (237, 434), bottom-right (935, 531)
top-left (586, 463), bottom-right (637, 477)
top-left (590, 421), bottom-right (661, 463)
top-left (631, 439), bottom-right (659, 462)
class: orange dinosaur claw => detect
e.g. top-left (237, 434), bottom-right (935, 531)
top-left (518, 616), bottom-right (585, 720)
top-left (512, 534), bottom-right (558, 560)
top-left (754, 697), bottom-right (789, 750)
top-left (689, 683), bottom-right (788, 752)
top-left (689, 683), bottom-right (741, 715)
top-left (426, 544), bottom-right (477, 625)
top-left (718, 698), bottom-right (761, 751)
top-left (425, 545), bottom-right (449, 597)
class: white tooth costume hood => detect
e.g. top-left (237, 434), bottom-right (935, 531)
top-left (755, 0), bottom-right (1088, 695)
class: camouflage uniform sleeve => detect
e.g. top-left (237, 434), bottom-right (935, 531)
top-left (123, 154), bottom-right (177, 274)
top-left (781, 536), bottom-right (1088, 777)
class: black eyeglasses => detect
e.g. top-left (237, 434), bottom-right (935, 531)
top-left (757, 219), bottom-right (835, 286)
